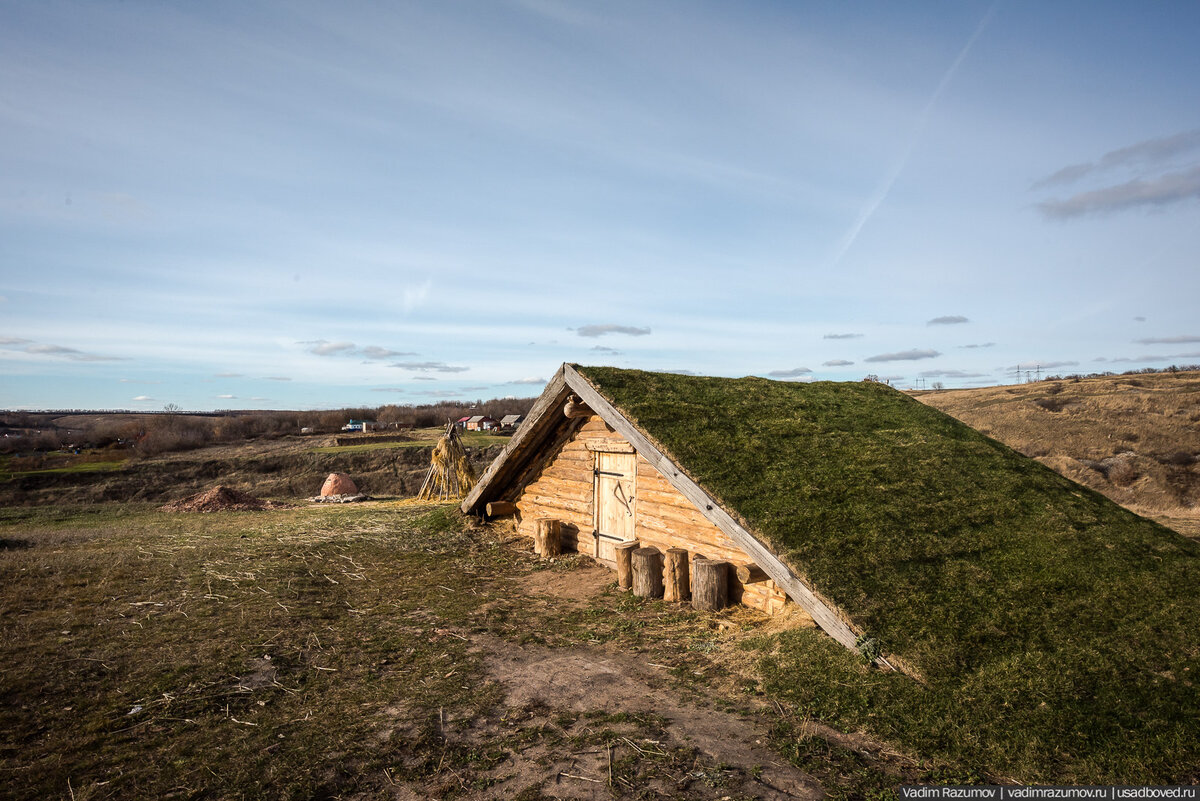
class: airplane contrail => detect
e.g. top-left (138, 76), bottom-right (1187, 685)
top-left (827, 2), bottom-right (1000, 272)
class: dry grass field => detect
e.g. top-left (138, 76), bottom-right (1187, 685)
top-left (1, 501), bottom-right (929, 800)
top-left (916, 370), bottom-right (1200, 537)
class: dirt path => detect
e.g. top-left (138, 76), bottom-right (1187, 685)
top-left (476, 635), bottom-right (822, 800)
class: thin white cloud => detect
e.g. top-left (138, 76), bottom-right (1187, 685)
top-left (263, 376), bottom-right (292, 381)
top-left (132, 395), bottom-right (154, 401)
top-left (303, 340), bottom-right (416, 360)
top-left (959, 343), bottom-right (995, 349)
top-left (13, 341), bottom-right (125, 362)
top-left (767, 367), bottom-right (812, 378)
top-left (306, 340), bottom-right (356, 356)
top-left (370, 387), bottom-right (406, 393)
top-left (1033, 129), bottom-right (1200, 189)
top-left (919, 369), bottom-right (988, 378)
top-left (214, 372), bottom-right (244, 378)
top-left (1134, 335), bottom-right (1200, 345)
top-left (217, 394), bottom-right (237, 399)
top-left (928, 315), bottom-right (969, 325)
top-left (823, 333), bottom-right (862, 340)
top-left (359, 345), bottom-right (418, 360)
top-left (390, 361), bottom-right (469, 373)
top-left (0, 336), bottom-right (32, 346)
top-left (507, 377), bottom-right (546, 385)
top-left (1038, 165), bottom-right (1200, 219)
top-left (575, 324), bottom-right (652, 338)
top-left (1008, 360), bottom-right (1079, 370)
top-left (822, 359), bottom-right (854, 367)
top-left (865, 349), bottom-right (940, 363)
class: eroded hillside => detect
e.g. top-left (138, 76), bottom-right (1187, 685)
top-left (916, 370), bottom-right (1200, 536)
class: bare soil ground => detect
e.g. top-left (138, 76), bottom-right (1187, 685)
top-left (916, 370), bottom-right (1200, 536)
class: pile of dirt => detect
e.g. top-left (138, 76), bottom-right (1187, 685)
top-left (161, 486), bottom-right (287, 513)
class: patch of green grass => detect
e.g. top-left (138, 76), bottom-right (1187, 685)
top-left (2, 458), bottom-right (126, 480)
top-left (312, 430), bottom-right (509, 455)
top-left (576, 365), bottom-right (1200, 782)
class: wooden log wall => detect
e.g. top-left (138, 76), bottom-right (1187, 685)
top-left (513, 414), bottom-right (790, 615)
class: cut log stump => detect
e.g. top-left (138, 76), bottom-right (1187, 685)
top-left (614, 540), bottom-right (640, 590)
top-left (692, 556), bottom-right (729, 611)
top-left (664, 548), bottom-right (690, 602)
top-left (534, 518), bottom-right (562, 558)
top-left (632, 547), bottom-right (664, 599)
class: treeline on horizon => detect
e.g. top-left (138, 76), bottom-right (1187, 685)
top-left (0, 396), bottom-right (539, 457)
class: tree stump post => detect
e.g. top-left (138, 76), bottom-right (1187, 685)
top-left (614, 540), bottom-right (640, 590)
top-left (631, 547), bottom-right (664, 599)
top-left (534, 518), bottom-right (562, 558)
top-left (691, 556), bottom-right (729, 611)
top-left (663, 548), bottom-right (690, 602)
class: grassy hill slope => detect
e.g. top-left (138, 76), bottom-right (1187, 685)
top-left (575, 365), bottom-right (1200, 781)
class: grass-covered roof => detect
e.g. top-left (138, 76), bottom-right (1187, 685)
top-left (574, 365), bottom-right (1200, 780)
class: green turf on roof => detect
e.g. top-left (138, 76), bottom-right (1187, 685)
top-left (574, 365), bottom-right (1200, 780)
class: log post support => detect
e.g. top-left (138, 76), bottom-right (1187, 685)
top-left (692, 556), bottom-right (729, 611)
top-left (534, 518), bottom-right (562, 558)
top-left (663, 548), bottom-right (690, 602)
top-left (614, 540), bottom-right (640, 590)
top-left (632, 547), bottom-right (664, 599)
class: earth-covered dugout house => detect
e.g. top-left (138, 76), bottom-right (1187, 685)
top-left (463, 363), bottom-right (1200, 677)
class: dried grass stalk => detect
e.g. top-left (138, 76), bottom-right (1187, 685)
top-left (418, 422), bottom-right (477, 500)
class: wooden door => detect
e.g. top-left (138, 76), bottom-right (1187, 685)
top-left (594, 451), bottom-right (636, 562)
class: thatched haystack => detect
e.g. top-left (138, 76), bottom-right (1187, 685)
top-left (418, 422), bottom-right (476, 500)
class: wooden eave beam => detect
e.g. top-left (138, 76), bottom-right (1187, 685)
top-left (561, 364), bottom-right (889, 669)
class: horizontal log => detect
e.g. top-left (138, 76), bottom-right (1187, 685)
top-left (486, 501), bottom-right (518, 517)
top-left (519, 494), bottom-right (591, 518)
top-left (736, 563), bottom-right (770, 584)
top-left (634, 512), bottom-right (738, 550)
top-left (550, 450), bottom-right (592, 463)
top-left (585, 441), bottom-right (635, 453)
top-left (633, 523), bottom-right (744, 563)
top-left (524, 476), bottom-right (593, 503)
top-left (635, 492), bottom-right (714, 523)
top-left (578, 417), bottom-right (614, 432)
top-left (539, 465), bottom-right (596, 484)
top-left (563, 396), bottom-right (592, 418)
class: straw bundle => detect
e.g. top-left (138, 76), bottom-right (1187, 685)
top-left (418, 421), bottom-right (477, 500)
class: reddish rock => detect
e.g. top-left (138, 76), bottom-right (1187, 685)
top-left (320, 472), bottom-right (358, 496)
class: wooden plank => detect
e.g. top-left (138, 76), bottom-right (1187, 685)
top-left (562, 364), bottom-right (878, 666)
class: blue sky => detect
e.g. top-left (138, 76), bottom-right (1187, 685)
top-left (2, 1), bottom-right (1199, 410)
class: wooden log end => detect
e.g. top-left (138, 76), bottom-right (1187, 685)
top-left (486, 500), bottom-right (519, 518)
